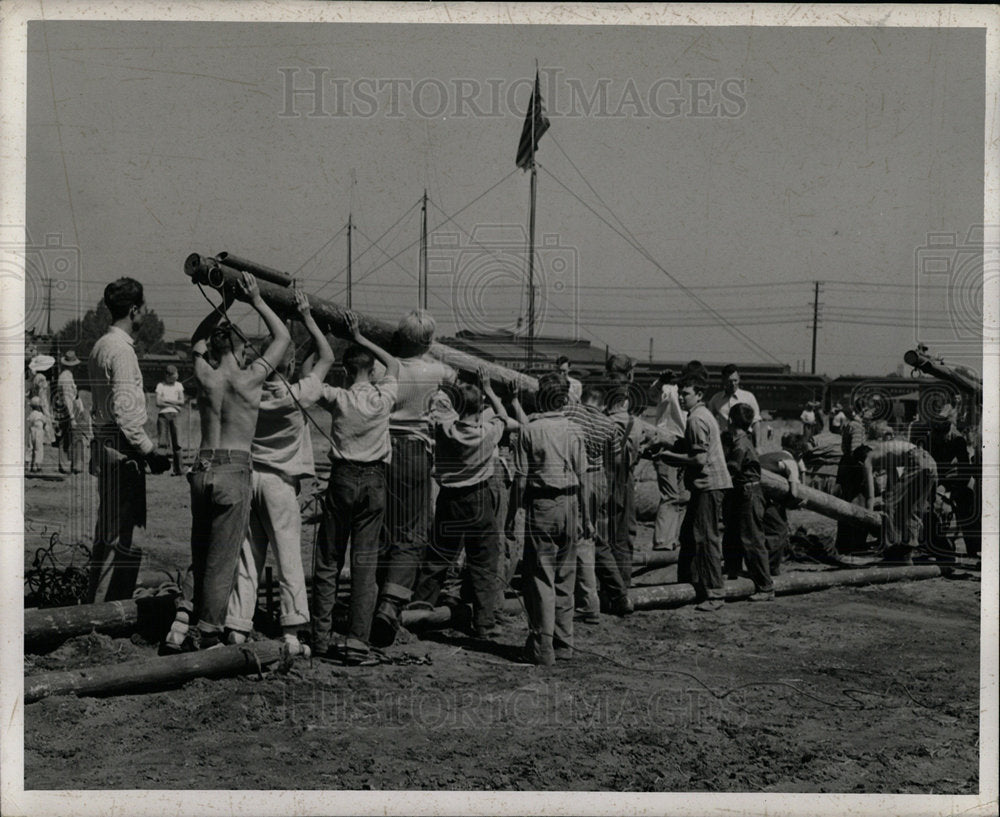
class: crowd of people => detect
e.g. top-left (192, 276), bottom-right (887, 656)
top-left (38, 275), bottom-right (981, 667)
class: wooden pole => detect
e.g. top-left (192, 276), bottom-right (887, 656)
top-left (346, 214), bottom-right (353, 310)
top-left (420, 189), bottom-right (428, 311)
top-left (630, 564), bottom-right (942, 611)
top-left (184, 256), bottom-right (538, 392)
top-left (24, 639), bottom-right (309, 704)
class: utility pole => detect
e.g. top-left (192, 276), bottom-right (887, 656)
top-left (44, 279), bottom-right (53, 336)
top-left (648, 337), bottom-right (653, 363)
top-left (420, 189), bottom-right (428, 311)
top-left (811, 280), bottom-right (822, 375)
top-left (346, 214), bottom-right (353, 310)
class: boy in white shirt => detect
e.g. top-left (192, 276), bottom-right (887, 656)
top-left (155, 364), bottom-right (187, 475)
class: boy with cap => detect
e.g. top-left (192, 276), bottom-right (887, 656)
top-left (54, 350), bottom-right (83, 473)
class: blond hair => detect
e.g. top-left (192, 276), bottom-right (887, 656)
top-left (397, 309), bottom-right (436, 351)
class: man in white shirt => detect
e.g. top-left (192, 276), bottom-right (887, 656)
top-left (155, 364), bottom-right (186, 475)
top-left (556, 356), bottom-right (582, 403)
top-left (707, 363), bottom-right (761, 446)
top-left (87, 278), bottom-right (171, 603)
top-left (649, 370), bottom-right (687, 551)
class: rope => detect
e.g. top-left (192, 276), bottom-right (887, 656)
top-left (24, 532), bottom-right (91, 608)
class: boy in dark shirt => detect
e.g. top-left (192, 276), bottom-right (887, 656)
top-left (722, 403), bottom-right (773, 601)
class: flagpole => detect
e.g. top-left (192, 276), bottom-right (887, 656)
top-left (526, 60), bottom-right (539, 369)
top-left (346, 213), bottom-right (353, 310)
top-left (420, 189), bottom-right (428, 311)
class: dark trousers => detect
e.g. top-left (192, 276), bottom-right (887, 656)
top-left (381, 434), bottom-right (432, 603)
top-left (413, 480), bottom-right (499, 629)
top-left (313, 460), bottom-right (386, 646)
top-left (834, 457), bottom-right (870, 552)
top-left (723, 483), bottom-right (772, 592)
top-left (677, 488), bottom-right (726, 599)
top-left (188, 454), bottom-right (253, 636)
top-left (87, 438), bottom-right (146, 603)
top-left (57, 417), bottom-right (83, 472)
top-left (608, 473), bottom-right (635, 589)
top-left (157, 413), bottom-right (183, 474)
top-left (762, 500), bottom-right (788, 576)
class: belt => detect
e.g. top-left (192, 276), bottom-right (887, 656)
top-left (526, 484), bottom-right (578, 497)
top-left (586, 465), bottom-right (603, 472)
top-left (197, 448), bottom-right (251, 465)
top-left (330, 457), bottom-right (385, 468)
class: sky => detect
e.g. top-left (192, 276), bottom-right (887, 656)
top-left (25, 20), bottom-right (987, 376)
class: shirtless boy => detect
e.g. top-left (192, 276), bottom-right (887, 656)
top-left (174, 272), bottom-right (290, 649)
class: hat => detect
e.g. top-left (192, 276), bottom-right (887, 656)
top-left (28, 354), bottom-right (55, 373)
top-left (29, 396), bottom-right (42, 408)
top-left (60, 350), bottom-right (81, 367)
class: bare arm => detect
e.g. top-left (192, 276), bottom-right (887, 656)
top-left (345, 310), bottom-right (398, 380)
top-left (510, 395), bottom-right (529, 426)
top-left (237, 272), bottom-right (290, 382)
top-left (293, 282), bottom-right (334, 382)
top-left (479, 366), bottom-right (518, 431)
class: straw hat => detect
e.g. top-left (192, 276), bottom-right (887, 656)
top-left (28, 354), bottom-right (55, 373)
top-left (60, 350), bottom-right (81, 367)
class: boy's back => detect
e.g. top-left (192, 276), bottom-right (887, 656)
top-left (195, 363), bottom-right (268, 452)
top-left (517, 412), bottom-right (586, 488)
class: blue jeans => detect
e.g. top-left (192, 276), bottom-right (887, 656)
top-left (188, 450), bottom-right (253, 636)
top-left (381, 434), bottom-right (432, 603)
top-left (313, 460), bottom-right (386, 647)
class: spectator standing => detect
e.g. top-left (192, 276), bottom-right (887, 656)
top-left (86, 278), bottom-right (171, 603)
top-left (54, 350), bottom-right (84, 473)
top-left (155, 364), bottom-right (187, 476)
top-left (650, 370), bottom-right (687, 551)
top-left (556, 355), bottom-right (582, 403)
top-left (707, 364), bottom-right (761, 445)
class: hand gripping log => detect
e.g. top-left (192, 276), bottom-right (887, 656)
top-left (184, 252), bottom-right (537, 392)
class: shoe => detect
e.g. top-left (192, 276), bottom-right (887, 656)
top-left (554, 646), bottom-right (574, 662)
top-left (472, 623), bottom-right (501, 639)
top-left (159, 614), bottom-right (190, 655)
top-left (610, 596), bottom-right (634, 617)
top-left (226, 629), bottom-right (249, 645)
top-left (748, 590), bottom-right (775, 602)
top-left (694, 599), bottom-right (725, 612)
top-left (575, 611), bottom-right (601, 625)
top-left (370, 600), bottom-right (401, 649)
top-left (404, 600), bottom-right (436, 612)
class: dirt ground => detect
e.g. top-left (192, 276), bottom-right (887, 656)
top-left (20, 413), bottom-right (982, 792)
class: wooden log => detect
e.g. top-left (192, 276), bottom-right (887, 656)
top-left (760, 469), bottom-right (883, 534)
top-left (184, 254), bottom-right (538, 392)
top-left (630, 564), bottom-right (942, 611)
top-left (24, 594), bottom-right (177, 653)
top-left (24, 639), bottom-right (309, 704)
top-left (631, 549), bottom-right (680, 574)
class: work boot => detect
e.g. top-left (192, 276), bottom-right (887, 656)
top-left (159, 611), bottom-right (189, 655)
top-left (610, 595), bottom-right (634, 617)
top-left (370, 598), bottom-right (402, 648)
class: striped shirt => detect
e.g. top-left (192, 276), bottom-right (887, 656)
top-left (563, 402), bottom-right (620, 469)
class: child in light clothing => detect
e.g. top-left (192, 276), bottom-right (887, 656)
top-left (27, 396), bottom-right (52, 472)
top-left (511, 373), bottom-right (589, 666)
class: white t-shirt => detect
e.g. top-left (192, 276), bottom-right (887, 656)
top-left (155, 381), bottom-right (186, 416)
top-left (707, 388), bottom-right (761, 433)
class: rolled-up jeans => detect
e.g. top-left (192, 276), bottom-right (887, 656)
top-left (188, 449), bottom-right (253, 637)
top-left (225, 468), bottom-right (310, 633)
top-left (381, 434), bottom-right (431, 603)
